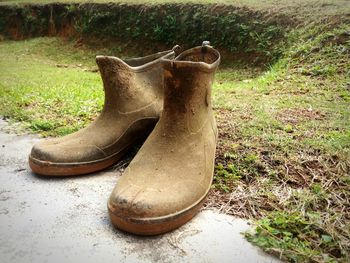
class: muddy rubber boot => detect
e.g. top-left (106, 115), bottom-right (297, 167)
top-left (108, 42), bottom-right (221, 235)
top-left (29, 46), bottom-right (180, 176)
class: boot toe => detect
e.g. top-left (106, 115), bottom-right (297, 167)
top-left (108, 180), bottom-right (208, 235)
top-left (108, 180), bottom-right (206, 219)
top-left (30, 142), bottom-right (107, 164)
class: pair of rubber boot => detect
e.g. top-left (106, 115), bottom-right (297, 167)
top-left (29, 42), bottom-right (221, 235)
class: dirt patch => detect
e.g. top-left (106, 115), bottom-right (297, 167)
top-left (206, 147), bottom-right (350, 219)
top-left (205, 107), bottom-right (349, 223)
top-left (277, 107), bottom-right (326, 125)
top-left (56, 21), bottom-right (76, 38)
top-left (215, 108), bottom-right (242, 141)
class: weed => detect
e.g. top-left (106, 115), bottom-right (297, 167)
top-left (245, 211), bottom-right (342, 262)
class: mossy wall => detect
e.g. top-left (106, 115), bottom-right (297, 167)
top-left (0, 3), bottom-right (292, 62)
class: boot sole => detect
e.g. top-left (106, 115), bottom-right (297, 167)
top-left (29, 144), bottom-right (133, 176)
top-left (108, 194), bottom-right (207, 235)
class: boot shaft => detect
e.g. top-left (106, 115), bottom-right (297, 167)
top-left (160, 45), bottom-right (220, 134)
top-left (95, 49), bottom-right (176, 114)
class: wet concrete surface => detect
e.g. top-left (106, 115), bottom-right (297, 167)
top-left (0, 120), bottom-right (280, 263)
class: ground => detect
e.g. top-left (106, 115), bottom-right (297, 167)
top-left (0, 120), bottom-right (280, 263)
top-left (0, 0), bottom-right (349, 262)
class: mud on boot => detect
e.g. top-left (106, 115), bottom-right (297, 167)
top-left (108, 42), bottom-right (221, 235)
top-left (29, 46), bottom-right (180, 176)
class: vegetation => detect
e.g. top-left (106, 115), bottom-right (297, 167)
top-left (0, 2), bottom-right (288, 64)
top-left (0, 0), bottom-right (349, 262)
top-left (211, 22), bottom-right (350, 262)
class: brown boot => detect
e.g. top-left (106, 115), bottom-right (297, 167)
top-left (108, 42), bottom-right (221, 235)
top-left (29, 46), bottom-right (180, 176)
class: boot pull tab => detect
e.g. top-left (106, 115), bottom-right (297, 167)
top-left (172, 45), bottom-right (182, 56)
top-left (202, 41), bottom-right (211, 47)
top-left (201, 41), bottom-right (211, 61)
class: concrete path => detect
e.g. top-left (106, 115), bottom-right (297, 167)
top-left (0, 120), bottom-right (280, 263)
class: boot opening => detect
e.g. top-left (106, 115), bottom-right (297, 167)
top-left (175, 46), bottom-right (220, 65)
top-left (124, 50), bottom-right (174, 67)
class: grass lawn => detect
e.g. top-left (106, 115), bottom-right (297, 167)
top-left (0, 1), bottom-right (349, 261)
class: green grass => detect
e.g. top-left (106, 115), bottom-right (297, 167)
top-left (0, 3), bottom-right (349, 261)
top-left (0, 38), bottom-right (104, 136)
